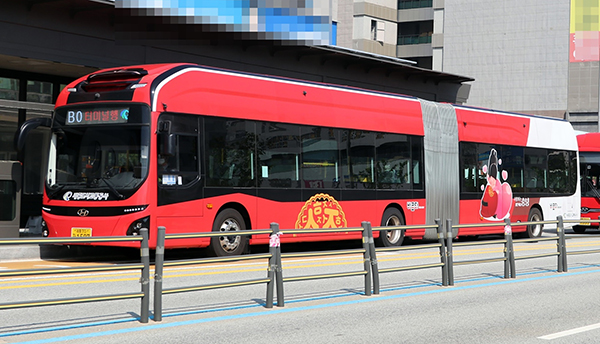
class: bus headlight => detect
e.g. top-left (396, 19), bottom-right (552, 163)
top-left (41, 220), bottom-right (49, 237)
top-left (127, 216), bottom-right (150, 236)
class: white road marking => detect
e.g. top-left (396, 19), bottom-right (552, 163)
top-left (539, 322), bottom-right (600, 340)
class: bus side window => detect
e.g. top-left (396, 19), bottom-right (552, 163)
top-left (205, 117), bottom-right (256, 187)
top-left (459, 142), bottom-right (479, 193)
top-left (257, 122), bottom-right (301, 188)
top-left (524, 148), bottom-right (547, 192)
top-left (301, 127), bottom-right (340, 189)
top-left (341, 130), bottom-right (375, 189)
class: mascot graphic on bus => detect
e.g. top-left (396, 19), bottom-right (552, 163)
top-left (480, 149), bottom-right (513, 220)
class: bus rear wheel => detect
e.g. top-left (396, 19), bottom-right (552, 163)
top-left (208, 209), bottom-right (248, 257)
top-left (376, 208), bottom-right (405, 247)
top-left (525, 208), bottom-right (543, 238)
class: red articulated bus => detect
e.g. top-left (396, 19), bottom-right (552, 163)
top-left (575, 132), bottom-right (600, 233)
top-left (16, 63), bottom-right (580, 256)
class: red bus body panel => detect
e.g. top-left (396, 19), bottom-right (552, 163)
top-left (578, 133), bottom-right (600, 228)
top-left (48, 64), bottom-right (427, 248)
top-left (45, 64), bottom-right (578, 247)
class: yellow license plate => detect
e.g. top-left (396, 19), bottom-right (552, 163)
top-left (71, 228), bottom-right (92, 237)
top-left (580, 217), bottom-right (591, 226)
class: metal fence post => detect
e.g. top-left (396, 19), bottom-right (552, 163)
top-left (266, 223), bottom-right (279, 308)
top-left (154, 226), bottom-right (166, 322)
top-left (435, 219), bottom-right (448, 286)
top-left (503, 218), bottom-right (515, 278)
top-left (445, 219), bottom-right (454, 286)
top-left (361, 221), bottom-right (372, 296)
top-left (140, 228), bottom-right (150, 323)
top-left (273, 223), bottom-right (284, 307)
top-left (366, 221), bottom-right (380, 294)
top-left (557, 216), bottom-right (567, 272)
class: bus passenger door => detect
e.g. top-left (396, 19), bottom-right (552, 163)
top-left (156, 115), bottom-right (204, 240)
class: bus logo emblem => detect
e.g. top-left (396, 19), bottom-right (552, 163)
top-left (77, 209), bottom-right (90, 217)
top-left (295, 193), bottom-right (347, 229)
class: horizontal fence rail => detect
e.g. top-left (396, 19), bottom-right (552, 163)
top-left (153, 225), bottom-right (279, 322)
top-left (559, 219), bottom-right (600, 271)
top-left (0, 229), bottom-right (150, 323)
top-left (2, 214), bottom-right (600, 328)
top-left (369, 220), bottom-right (447, 293)
top-left (449, 217), bottom-right (568, 284)
top-left (449, 220), bottom-right (513, 284)
top-left (276, 222), bottom-right (373, 307)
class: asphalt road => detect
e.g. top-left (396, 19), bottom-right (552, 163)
top-left (1, 230), bottom-right (600, 343)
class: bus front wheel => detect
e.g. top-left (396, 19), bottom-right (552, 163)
top-left (208, 209), bottom-right (248, 257)
top-left (525, 208), bottom-right (543, 238)
top-left (376, 208), bottom-right (405, 247)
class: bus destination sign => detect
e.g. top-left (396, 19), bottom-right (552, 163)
top-left (65, 108), bottom-right (129, 125)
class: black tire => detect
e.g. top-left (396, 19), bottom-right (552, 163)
top-left (208, 209), bottom-right (248, 257)
top-left (525, 208), bottom-right (543, 238)
top-left (375, 208), bottom-right (405, 247)
top-left (573, 225), bottom-right (587, 234)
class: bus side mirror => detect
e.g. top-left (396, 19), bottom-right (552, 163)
top-left (14, 117), bottom-right (52, 153)
top-left (158, 120), bottom-right (176, 156)
top-left (161, 134), bottom-right (176, 157)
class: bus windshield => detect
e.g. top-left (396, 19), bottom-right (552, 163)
top-left (580, 151), bottom-right (600, 199)
top-left (46, 104), bottom-right (150, 200)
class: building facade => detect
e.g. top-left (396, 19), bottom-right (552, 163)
top-left (349, 0), bottom-right (600, 131)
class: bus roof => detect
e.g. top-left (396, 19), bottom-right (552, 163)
top-left (577, 132), bottom-right (600, 152)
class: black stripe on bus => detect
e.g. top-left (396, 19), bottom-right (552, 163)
top-left (42, 205), bottom-right (149, 217)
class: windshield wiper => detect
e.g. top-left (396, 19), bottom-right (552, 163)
top-left (586, 178), bottom-right (600, 202)
top-left (48, 184), bottom-right (66, 199)
top-left (97, 177), bottom-right (124, 200)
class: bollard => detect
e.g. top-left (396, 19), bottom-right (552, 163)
top-left (435, 219), bottom-right (448, 286)
top-left (266, 223), bottom-right (279, 308)
top-left (365, 222), bottom-right (380, 295)
top-left (503, 218), bottom-right (515, 278)
top-left (445, 219), bottom-right (454, 286)
top-left (140, 228), bottom-right (150, 323)
top-left (557, 216), bottom-right (567, 272)
top-left (154, 226), bottom-right (166, 322)
top-left (273, 223), bottom-right (284, 307)
top-left (361, 222), bottom-right (372, 296)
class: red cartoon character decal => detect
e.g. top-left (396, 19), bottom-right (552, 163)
top-left (480, 149), bottom-right (513, 220)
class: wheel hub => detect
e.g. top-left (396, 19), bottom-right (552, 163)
top-left (219, 219), bottom-right (241, 252)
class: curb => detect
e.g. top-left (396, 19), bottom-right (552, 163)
top-left (0, 244), bottom-right (141, 262)
top-left (0, 245), bottom-right (42, 261)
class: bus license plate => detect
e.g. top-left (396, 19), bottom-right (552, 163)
top-left (580, 217), bottom-right (591, 226)
top-left (71, 228), bottom-right (92, 237)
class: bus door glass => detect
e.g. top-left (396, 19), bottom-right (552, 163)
top-left (157, 113), bottom-right (200, 206)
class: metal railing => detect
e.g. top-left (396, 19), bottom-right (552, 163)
top-left (0, 230), bottom-right (150, 323)
top-left (0, 214), bottom-right (597, 327)
top-left (397, 34), bottom-right (432, 45)
top-left (398, 0), bottom-right (433, 9)
top-left (561, 219), bottom-right (600, 271)
top-left (152, 226), bottom-right (277, 322)
top-left (447, 217), bottom-right (568, 285)
top-left (275, 222), bottom-right (373, 307)
top-left (369, 220), bottom-right (448, 292)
